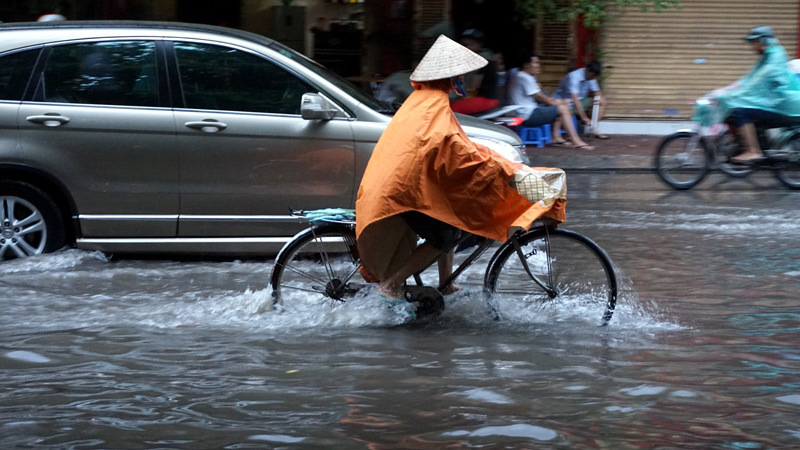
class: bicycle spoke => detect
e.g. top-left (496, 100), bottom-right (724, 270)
top-left (279, 283), bottom-right (328, 295)
top-left (278, 261), bottom-right (337, 286)
top-left (485, 229), bottom-right (617, 324)
top-left (270, 224), bottom-right (366, 307)
top-left (308, 229), bottom-right (337, 281)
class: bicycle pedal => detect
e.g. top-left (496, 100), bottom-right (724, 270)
top-left (405, 286), bottom-right (445, 317)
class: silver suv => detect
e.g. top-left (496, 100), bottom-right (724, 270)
top-left (0, 21), bottom-right (528, 260)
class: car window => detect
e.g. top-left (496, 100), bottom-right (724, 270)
top-left (0, 49), bottom-right (40, 101)
top-left (34, 41), bottom-right (159, 107)
top-left (267, 41), bottom-right (394, 114)
top-left (174, 42), bottom-right (315, 115)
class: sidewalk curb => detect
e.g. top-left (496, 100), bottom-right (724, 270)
top-left (523, 134), bottom-right (662, 173)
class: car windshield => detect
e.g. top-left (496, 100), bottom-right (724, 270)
top-left (267, 41), bottom-right (397, 115)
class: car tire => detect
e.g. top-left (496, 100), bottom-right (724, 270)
top-left (0, 181), bottom-right (67, 260)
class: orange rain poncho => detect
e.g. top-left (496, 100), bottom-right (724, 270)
top-left (355, 82), bottom-right (566, 280)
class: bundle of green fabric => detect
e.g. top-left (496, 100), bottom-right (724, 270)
top-left (302, 208), bottom-right (356, 225)
top-left (692, 100), bottom-right (725, 127)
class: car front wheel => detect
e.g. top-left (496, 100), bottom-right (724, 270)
top-left (0, 181), bottom-right (66, 260)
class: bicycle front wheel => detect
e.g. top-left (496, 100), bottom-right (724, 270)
top-left (484, 228), bottom-right (617, 325)
top-left (654, 132), bottom-right (711, 189)
top-left (269, 223), bottom-right (367, 308)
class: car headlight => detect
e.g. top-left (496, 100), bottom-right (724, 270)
top-left (470, 137), bottom-right (523, 163)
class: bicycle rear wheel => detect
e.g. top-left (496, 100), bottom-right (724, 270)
top-left (654, 132), bottom-right (711, 189)
top-left (269, 223), bottom-right (367, 308)
top-left (484, 228), bottom-right (617, 325)
top-left (774, 133), bottom-right (800, 189)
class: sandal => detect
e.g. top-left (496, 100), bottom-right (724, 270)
top-left (573, 144), bottom-right (595, 150)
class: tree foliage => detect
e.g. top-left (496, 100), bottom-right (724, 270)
top-left (514, 0), bottom-right (681, 28)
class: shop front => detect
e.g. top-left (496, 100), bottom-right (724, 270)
top-left (599, 1), bottom-right (799, 121)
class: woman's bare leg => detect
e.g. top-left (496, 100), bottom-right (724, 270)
top-left (552, 114), bottom-right (563, 142)
top-left (437, 249), bottom-right (461, 295)
top-left (379, 242), bottom-right (442, 299)
top-left (551, 116), bottom-right (567, 144)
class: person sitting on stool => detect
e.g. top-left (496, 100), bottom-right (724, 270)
top-left (552, 60), bottom-right (608, 139)
top-left (508, 53), bottom-right (594, 149)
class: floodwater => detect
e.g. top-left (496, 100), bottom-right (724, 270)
top-left (1, 172), bottom-right (799, 449)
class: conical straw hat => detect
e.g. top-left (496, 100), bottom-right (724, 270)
top-left (410, 34), bottom-right (488, 82)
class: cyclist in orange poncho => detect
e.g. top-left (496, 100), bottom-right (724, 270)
top-left (355, 35), bottom-right (566, 299)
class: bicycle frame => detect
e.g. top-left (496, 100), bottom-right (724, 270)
top-left (682, 97), bottom-right (799, 166)
top-left (417, 221), bottom-right (562, 297)
top-left (691, 122), bottom-right (800, 167)
top-left (676, 121), bottom-right (734, 164)
top-left (434, 234), bottom-right (494, 294)
top-left (297, 216), bottom-right (560, 300)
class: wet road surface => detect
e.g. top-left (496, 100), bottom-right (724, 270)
top-left (1, 172), bottom-right (799, 448)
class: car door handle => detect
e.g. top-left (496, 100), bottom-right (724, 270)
top-left (26, 114), bottom-right (70, 127)
top-left (185, 120), bottom-right (227, 133)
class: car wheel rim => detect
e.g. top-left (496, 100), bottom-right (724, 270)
top-left (1, 196), bottom-right (48, 259)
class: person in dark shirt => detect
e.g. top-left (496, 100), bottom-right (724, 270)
top-left (450, 29), bottom-right (500, 115)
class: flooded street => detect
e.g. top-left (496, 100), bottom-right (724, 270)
top-left (2, 172), bottom-right (799, 448)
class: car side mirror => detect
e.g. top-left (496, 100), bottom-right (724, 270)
top-left (301, 93), bottom-right (343, 120)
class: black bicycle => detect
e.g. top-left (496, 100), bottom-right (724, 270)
top-left (269, 212), bottom-right (618, 325)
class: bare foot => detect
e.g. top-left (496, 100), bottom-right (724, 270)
top-left (730, 152), bottom-right (764, 163)
top-left (570, 141), bottom-right (595, 150)
top-left (378, 284), bottom-right (405, 300)
top-left (441, 285), bottom-right (461, 296)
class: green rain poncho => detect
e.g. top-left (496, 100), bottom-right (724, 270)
top-left (710, 38), bottom-right (800, 124)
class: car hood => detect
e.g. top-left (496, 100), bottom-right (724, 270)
top-left (454, 113), bottom-right (523, 146)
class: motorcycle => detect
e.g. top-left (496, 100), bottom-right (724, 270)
top-left (654, 97), bottom-right (800, 190)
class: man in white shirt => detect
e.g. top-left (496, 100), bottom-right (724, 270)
top-left (509, 54), bottom-right (593, 149)
top-left (552, 60), bottom-right (608, 139)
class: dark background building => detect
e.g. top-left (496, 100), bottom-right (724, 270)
top-left (2, 0), bottom-right (798, 122)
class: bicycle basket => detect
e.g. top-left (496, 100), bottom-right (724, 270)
top-left (512, 167), bottom-right (567, 208)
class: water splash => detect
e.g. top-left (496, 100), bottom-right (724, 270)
top-left (0, 249), bottom-right (679, 334)
top-left (0, 249), bottom-right (107, 274)
top-left (4, 350), bottom-right (52, 364)
top-left (444, 424), bottom-right (558, 441)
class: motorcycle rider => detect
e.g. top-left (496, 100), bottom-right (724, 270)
top-left (713, 26), bottom-right (800, 163)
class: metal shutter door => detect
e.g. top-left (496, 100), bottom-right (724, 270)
top-left (600, 0), bottom-right (798, 120)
